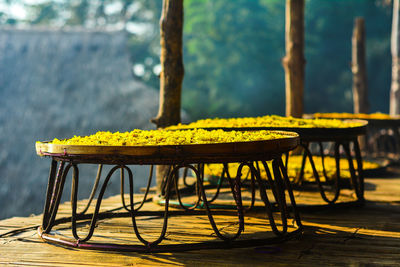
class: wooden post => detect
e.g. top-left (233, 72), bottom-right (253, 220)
top-left (351, 17), bottom-right (369, 114)
top-left (391, 0), bottom-right (400, 115)
top-left (282, 0), bottom-right (305, 118)
top-left (152, 0), bottom-right (184, 128)
top-left (151, 0), bottom-right (184, 197)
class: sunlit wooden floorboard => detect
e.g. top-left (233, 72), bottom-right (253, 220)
top-left (1, 168), bottom-right (400, 266)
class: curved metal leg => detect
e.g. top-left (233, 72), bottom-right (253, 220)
top-left (129, 165), bottom-right (174, 247)
top-left (182, 167), bottom-right (192, 187)
top-left (121, 165), bottom-right (154, 212)
top-left (206, 170), bottom-right (224, 203)
top-left (334, 141), bottom-right (341, 193)
top-left (318, 142), bottom-right (329, 180)
top-left (78, 164), bottom-right (103, 215)
top-left (42, 161), bottom-right (68, 233)
top-left (271, 159), bottom-right (289, 219)
top-left (165, 163), bottom-right (231, 209)
top-left (301, 143), bottom-right (340, 204)
top-left (41, 160), bottom-right (58, 231)
top-left (284, 152), bottom-right (289, 169)
top-left (69, 164), bottom-right (169, 246)
top-left (203, 163), bottom-right (249, 207)
top-left (172, 165), bottom-right (202, 211)
top-left (276, 158), bottom-right (302, 229)
top-left (198, 163), bottom-right (244, 241)
top-left (293, 148), bottom-right (307, 185)
top-left (71, 165), bottom-right (123, 242)
top-left (160, 165), bottom-right (173, 197)
top-left (259, 161), bottom-right (282, 209)
top-left (319, 142), bottom-right (341, 199)
top-left (342, 140), bottom-right (364, 203)
top-left (39, 158), bottom-right (303, 252)
top-left (252, 161), bottom-right (287, 236)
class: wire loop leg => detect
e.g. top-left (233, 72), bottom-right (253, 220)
top-left (42, 160), bottom-right (59, 231)
top-left (342, 140), bottom-right (364, 203)
top-left (294, 147), bottom-right (308, 185)
top-left (301, 143), bottom-right (340, 204)
top-left (260, 161), bottom-right (282, 210)
top-left (276, 158), bottom-right (302, 228)
top-left (71, 165), bottom-right (124, 242)
top-left (206, 166), bottom-right (224, 203)
top-left (253, 161), bottom-right (286, 236)
top-left (121, 165), bottom-right (153, 212)
top-left (130, 166), bottom-right (170, 247)
top-left (318, 142), bottom-right (329, 180)
top-left (172, 165), bottom-right (202, 211)
top-left (78, 164), bottom-right (103, 215)
top-left (198, 163), bottom-right (244, 241)
top-left (269, 160), bottom-right (289, 234)
top-left (39, 156), bottom-right (303, 251)
top-left (43, 161), bottom-right (69, 233)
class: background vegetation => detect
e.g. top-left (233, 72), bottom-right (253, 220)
top-left (0, 0), bottom-right (394, 219)
top-left (0, 0), bottom-right (393, 119)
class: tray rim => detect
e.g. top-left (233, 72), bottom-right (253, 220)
top-left (307, 113), bottom-right (400, 123)
top-left (36, 130), bottom-right (300, 159)
top-left (169, 119), bottom-right (368, 141)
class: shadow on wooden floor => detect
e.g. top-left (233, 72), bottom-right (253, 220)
top-left (1, 173), bottom-right (400, 266)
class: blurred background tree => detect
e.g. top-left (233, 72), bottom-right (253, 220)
top-left (0, 0), bottom-right (393, 119)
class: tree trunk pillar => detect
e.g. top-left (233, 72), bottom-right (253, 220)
top-left (352, 17), bottom-right (369, 114)
top-left (152, 0), bottom-right (184, 197)
top-left (282, 0), bottom-right (305, 118)
top-left (391, 0), bottom-right (400, 115)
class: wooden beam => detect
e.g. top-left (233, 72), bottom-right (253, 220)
top-left (352, 17), bottom-right (369, 114)
top-left (283, 0), bottom-right (305, 118)
top-left (391, 0), bottom-right (400, 115)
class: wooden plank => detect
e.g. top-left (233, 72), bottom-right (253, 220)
top-left (1, 174), bottom-right (400, 266)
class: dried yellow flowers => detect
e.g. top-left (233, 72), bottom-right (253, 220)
top-left (204, 156), bottom-right (381, 181)
top-left (168, 115), bottom-right (363, 130)
top-left (313, 112), bottom-right (396, 120)
top-left (46, 129), bottom-right (290, 146)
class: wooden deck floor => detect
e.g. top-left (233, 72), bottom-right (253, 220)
top-left (2, 167), bottom-right (400, 266)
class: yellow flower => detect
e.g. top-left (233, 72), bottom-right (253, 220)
top-left (204, 156), bottom-right (381, 181)
top-left (314, 112), bottom-right (395, 120)
top-left (45, 129), bottom-right (291, 146)
top-left (167, 115), bottom-right (363, 130)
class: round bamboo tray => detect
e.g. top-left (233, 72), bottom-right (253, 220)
top-left (183, 119), bottom-right (368, 142)
top-left (36, 130), bottom-right (303, 252)
top-left (307, 113), bottom-right (400, 127)
top-left (36, 130), bottom-right (300, 165)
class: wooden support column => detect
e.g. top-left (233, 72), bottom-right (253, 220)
top-left (391, 0), bottom-right (400, 115)
top-left (352, 17), bottom-right (369, 114)
top-left (152, 0), bottom-right (184, 128)
top-left (152, 0), bottom-right (184, 196)
top-left (282, 0), bottom-right (305, 118)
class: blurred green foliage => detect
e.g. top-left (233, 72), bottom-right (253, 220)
top-left (305, 0), bottom-right (391, 115)
top-left (183, 0), bottom-right (285, 118)
top-left (1, 0), bottom-right (393, 119)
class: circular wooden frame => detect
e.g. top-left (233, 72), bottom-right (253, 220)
top-left (307, 113), bottom-right (400, 128)
top-left (36, 130), bottom-right (303, 252)
top-left (36, 130), bottom-right (300, 165)
top-left (178, 119), bottom-right (368, 142)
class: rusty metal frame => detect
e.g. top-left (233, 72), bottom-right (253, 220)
top-left (291, 138), bottom-right (364, 206)
top-left (366, 120), bottom-right (400, 159)
top-left (38, 154), bottom-right (302, 252)
top-left (192, 122), bottom-right (367, 207)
